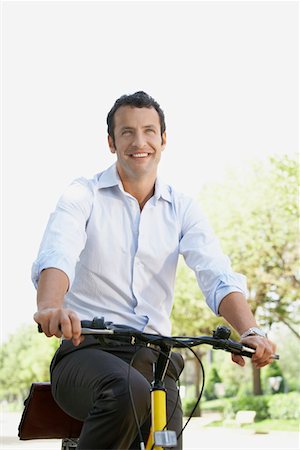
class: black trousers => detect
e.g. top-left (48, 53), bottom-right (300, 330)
top-left (50, 336), bottom-right (184, 450)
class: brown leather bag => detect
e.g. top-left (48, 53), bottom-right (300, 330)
top-left (18, 382), bottom-right (83, 440)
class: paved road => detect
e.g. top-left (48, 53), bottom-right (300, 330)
top-left (1, 412), bottom-right (299, 450)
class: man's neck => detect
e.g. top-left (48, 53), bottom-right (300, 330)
top-left (121, 175), bottom-right (156, 210)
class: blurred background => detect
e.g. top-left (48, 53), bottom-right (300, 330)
top-left (1, 0), bottom-right (299, 440)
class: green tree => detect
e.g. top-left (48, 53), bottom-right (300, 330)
top-left (270, 324), bottom-right (300, 392)
top-left (0, 324), bottom-right (59, 406)
top-left (198, 154), bottom-right (299, 394)
top-left (171, 258), bottom-right (222, 336)
top-left (204, 365), bottom-right (222, 400)
top-left (171, 259), bottom-right (225, 413)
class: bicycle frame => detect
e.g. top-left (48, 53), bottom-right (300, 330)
top-left (146, 389), bottom-right (168, 450)
top-left (145, 345), bottom-right (176, 450)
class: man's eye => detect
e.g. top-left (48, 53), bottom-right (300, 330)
top-left (122, 130), bottom-right (132, 135)
top-left (146, 129), bottom-right (155, 134)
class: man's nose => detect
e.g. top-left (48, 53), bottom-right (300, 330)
top-left (132, 131), bottom-right (146, 148)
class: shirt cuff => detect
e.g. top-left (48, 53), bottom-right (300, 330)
top-left (206, 273), bottom-right (249, 315)
top-left (31, 253), bottom-right (74, 289)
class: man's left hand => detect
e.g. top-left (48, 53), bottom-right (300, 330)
top-left (232, 336), bottom-right (276, 368)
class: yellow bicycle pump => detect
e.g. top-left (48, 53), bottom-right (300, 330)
top-left (145, 345), bottom-right (177, 450)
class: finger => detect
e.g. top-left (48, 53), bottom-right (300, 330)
top-left (252, 342), bottom-right (274, 364)
top-left (60, 310), bottom-right (81, 342)
top-left (33, 313), bottom-right (46, 334)
top-left (66, 310), bottom-right (81, 345)
top-left (231, 353), bottom-right (245, 367)
top-left (252, 344), bottom-right (275, 367)
top-left (39, 323), bottom-right (52, 337)
top-left (68, 311), bottom-right (81, 339)
top-left (69, 311), bottom-right (82, 346)
top-left (72, 335), bottom-right (85, 347)
top-left (254, 350), bottom-right (276, 366)
top-left (59, 314), bottom-right (73, 340)
top-left (48, 315), bottom-right (63, 338)
top-left (34, 309), bottom-right (61, 337)
top-left (241, 336), bottom-right (273, 362)
top-left (33, 312), bottom-right (40, 324)
top-left (254, 358), bottom-right (273, 368)
top-left (34, 312), bottom-right (52, 337)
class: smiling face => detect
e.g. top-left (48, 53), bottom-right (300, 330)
top-left (108, 106), bottom-right (166, 183)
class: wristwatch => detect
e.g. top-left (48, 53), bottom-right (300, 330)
top-left (240, 327), bottom-right (267, 339)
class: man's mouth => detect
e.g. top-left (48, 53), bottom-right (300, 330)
top-left (130, 152), bottom-right (149, 158)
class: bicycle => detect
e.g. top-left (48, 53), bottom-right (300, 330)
top-left (19, 317), bottom-right (279, 450)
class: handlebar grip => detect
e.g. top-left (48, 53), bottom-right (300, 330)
top-left (239, 345), bottom-right (279, 360)
top-left (240, 348), bottom-right (256, 358)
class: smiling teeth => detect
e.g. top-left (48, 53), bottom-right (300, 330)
top-left (132, 153), bottom-right (148, 158)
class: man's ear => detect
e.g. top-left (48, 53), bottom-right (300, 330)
top-left (161, 131), bottom-right (167, 151)
top-left (108, 135), bottom-right (116, 153)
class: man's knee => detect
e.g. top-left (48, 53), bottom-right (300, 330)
top-left (93, 368), bottom-right (151, 420)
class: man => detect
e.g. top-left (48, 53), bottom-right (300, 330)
top-left (33, 91), bottom-right (276, 450)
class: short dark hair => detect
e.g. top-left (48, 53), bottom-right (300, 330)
top-left (107, 91), bottom-right (166, 144)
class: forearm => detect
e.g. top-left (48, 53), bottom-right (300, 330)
top-left (37, 268), bottom-right (69, 311)
top-left (34, 268), bottom-right (82, 345)
top-left (218, 291), bottom-right (257, 335)
top-left (218, 292), bottom-right (276, 368)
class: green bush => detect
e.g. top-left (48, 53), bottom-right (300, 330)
top-left (0, 325), bottom-right (59, 407)
top-left (201, 398), bottom-right (230, 413)
top-left (182, 397), bottom-right (201, 417)
top-left (263, 361), bottom-right (285, 394)
top-left (268, 393), bottom-right (300, 420)
top-left (204, 366), bottom-right (222, 401)
top-left (224, 395), bottom-right (270, 421)
top-left (201, 393), bottom-right (300, 422)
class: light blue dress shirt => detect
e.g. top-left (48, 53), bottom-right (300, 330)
top-left (32, 163), bottom-right (248, 335)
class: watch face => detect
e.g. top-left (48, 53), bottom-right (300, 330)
top-left (251, 327), bottom-right (266, 337)
top-left (241, 327), bottom-right (267, 339)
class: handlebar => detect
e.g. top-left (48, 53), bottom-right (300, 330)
top-left (37, 318), bottom-right (279, 359)
top-left (79, 318), bottom-right (279, 360)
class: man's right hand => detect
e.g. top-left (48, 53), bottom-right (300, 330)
top-left (34, 308), bottom-right (84, 346)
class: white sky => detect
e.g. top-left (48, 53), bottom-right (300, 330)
top-left (1, 1), bottom-right (298, 342)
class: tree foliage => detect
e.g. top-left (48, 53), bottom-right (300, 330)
top-left (171, 258), bottom-right (223, 336)
top-left (171, 155), bottom-right (299, 396)
top-left (204, 365), bottom-right (222, 400)
top-left (0, 325), bottom-right (59, 403)
top-left (198, 155), bottom-right (299, 336)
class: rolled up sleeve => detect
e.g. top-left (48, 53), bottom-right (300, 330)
top-left (31, 178), bottom-right (94, 289)
top-left (179, 198), bottom-right (248, 315)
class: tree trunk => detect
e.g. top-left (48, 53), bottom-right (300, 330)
top-left (252, 365), bottom-right (262, 395)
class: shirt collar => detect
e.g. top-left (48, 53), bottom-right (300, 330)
top-left (96, 163), bottom-right (172, 204)
top-left (154, 177), bottom-right (172, 204)
top-left (96, 163), bottom-right (121, 189)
